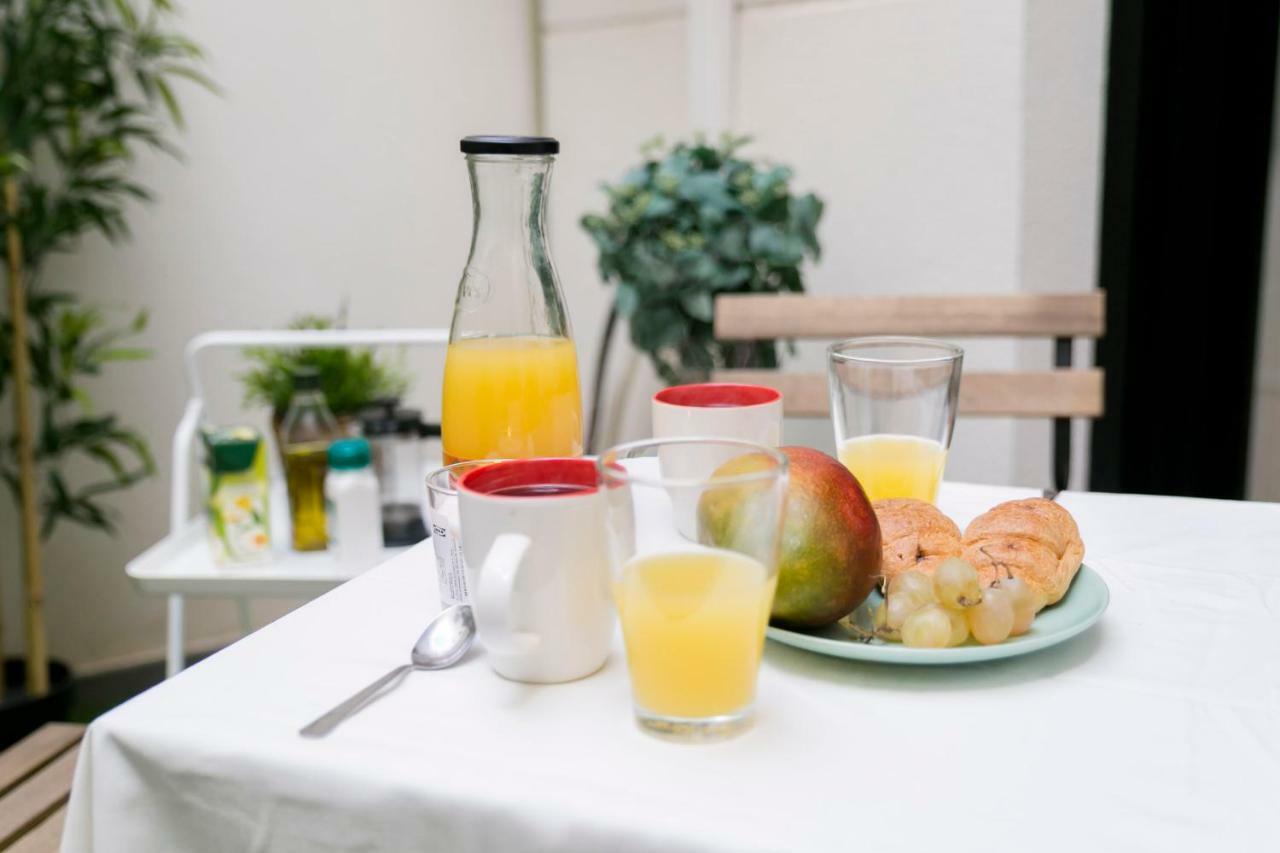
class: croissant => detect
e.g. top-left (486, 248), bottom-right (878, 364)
top-left (872, 498), bottom-right (963, 585)
top-left (961, 498), bottom-right (1084, 606)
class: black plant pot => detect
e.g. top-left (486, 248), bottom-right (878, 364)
top-left (1, 658), bottom-right (74, 750)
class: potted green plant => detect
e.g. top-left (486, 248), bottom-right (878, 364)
top-left (240, 313), bottom-right (410, 441)
top-left (0, 0), bottom-right (211, 736)
top-left (580, 136), bottom-right (823, 447)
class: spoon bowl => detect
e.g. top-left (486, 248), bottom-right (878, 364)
top-left (412, 604), bottom-right (476, 668)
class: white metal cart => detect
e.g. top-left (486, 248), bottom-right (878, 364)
top-left (126, 328), bottom-right (449, 676)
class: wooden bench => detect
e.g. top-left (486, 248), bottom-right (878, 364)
top-left (713, 292), bottom-right (1106, 491)
top-left (0, 723), bottom-right (84, 852)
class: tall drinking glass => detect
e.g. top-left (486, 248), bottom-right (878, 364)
top-left (598, 438), bottom-right (788, 741)
top-left (828, 337), bottom-right (963, 504)
top-left (425, 460), bottom-right (501, 609)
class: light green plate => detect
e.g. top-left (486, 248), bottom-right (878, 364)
top-left (766, 564), bottom-right (1109, 665)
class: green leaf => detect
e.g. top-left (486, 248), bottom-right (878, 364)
top-left (98, 347), bottom-right (151, 361)
top-left (614, 282), bottom-right (640, 317)
top-left (629, 305), bottom-right (686, 353)
top-left (679, 290), bottom-right (714, 322)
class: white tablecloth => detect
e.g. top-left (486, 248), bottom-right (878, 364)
top-left (62, 483), bottom-right (1280, 852)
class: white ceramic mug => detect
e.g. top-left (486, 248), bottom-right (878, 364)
top-left (651, 383), bottom-right (783, 538)
top-left (457, 458), bottom-right (613, 683)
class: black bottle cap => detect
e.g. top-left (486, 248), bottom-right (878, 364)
top-left (460, 135), bottom-right (559, 155)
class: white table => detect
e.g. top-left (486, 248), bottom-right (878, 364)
top-left (63, 483), bottom-right (1280, 852)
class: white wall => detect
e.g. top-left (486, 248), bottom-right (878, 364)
top-left (549, 0), bottom-right (1109, 488)
top-left (0, 0), bottom-right (537, 671)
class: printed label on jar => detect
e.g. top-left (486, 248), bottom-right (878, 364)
top-left (430, 519), bottom-right (470, 607)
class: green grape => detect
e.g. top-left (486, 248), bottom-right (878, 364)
top-left (902, 604), bottom-right (952, 648)
top-left (873, 601), bottom-right (900, 641)
top-left (932, 557), bottom-right (983, 609)
top-left (888, 570), bottom-right (935, 603)
top-left (998, 576), bottom-right (1038, 635)
top-left (884, 570), bottom-right (936, 631)
top-left (880, 591), bottom-right (921, 630)
top-left (967, 586), bottom-right (1015, 644)
top-left (943, 605), bottom-right (969, 646)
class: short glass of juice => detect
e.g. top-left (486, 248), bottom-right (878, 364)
top-left (598, 438), bottom-right (788, 741)
top-left (827, 336), bottom-right (963, 503)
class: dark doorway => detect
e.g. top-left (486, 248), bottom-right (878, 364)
top-left (1091, 0), bottom-right (1278, 498)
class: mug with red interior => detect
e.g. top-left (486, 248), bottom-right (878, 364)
top-left (651, 383), bottom-right (783, 537)
top-left (457, 458), bottom-right (613, 684)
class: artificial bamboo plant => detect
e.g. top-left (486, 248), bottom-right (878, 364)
top-left (0, 0), bottom-right (211, 696)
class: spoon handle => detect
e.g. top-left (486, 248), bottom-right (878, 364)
top-left (300, 664), bottom-right (413, 738)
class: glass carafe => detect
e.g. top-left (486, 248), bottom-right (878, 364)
top-left (441, 135), bottom-right (583, 465)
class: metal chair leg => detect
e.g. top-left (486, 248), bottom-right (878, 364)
top-left (236, 598), bottom-right (253, 636)
top-left (1053, 337), bottom-right (1073, 493)
top-left (165, 594), bottom-right (185, 677)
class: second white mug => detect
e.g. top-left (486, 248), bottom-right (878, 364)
top-left (651, 383), bottom-right (783, 538)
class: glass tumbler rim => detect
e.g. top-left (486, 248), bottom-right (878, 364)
top-left (425, 459), bottom-right (506, 498)
top-left (597, 437), bottom-right (789, 490)
top-left (828, 336), bottom-right (964, 366)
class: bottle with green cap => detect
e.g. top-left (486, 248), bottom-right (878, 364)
top-left (325, 436), bottom-right (382, 572)
top-left (201, 426), bottom-right (271, 564)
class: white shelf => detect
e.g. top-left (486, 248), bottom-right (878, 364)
top-left (126, 518), bottom-right (412, 598)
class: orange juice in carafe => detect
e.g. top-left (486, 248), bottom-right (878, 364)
top-left (441, 335), bottom-right (582, 464)
top-left (443, 135), bottom-right (581, 462)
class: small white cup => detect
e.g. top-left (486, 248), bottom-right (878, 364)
top-left (457, 459), bottom-right (613, 684)
top-left (651, 383), bottom-right (783, 538)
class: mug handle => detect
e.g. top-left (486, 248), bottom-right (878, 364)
top-left (476, 533), bottom-right (541, 655)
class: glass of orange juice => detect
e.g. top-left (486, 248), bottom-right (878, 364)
top-left (598, 438), bottom-right (788, 741)
top-left (828, 337), bottom-right (963, 503)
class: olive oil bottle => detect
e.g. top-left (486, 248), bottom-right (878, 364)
top-left (281, 367), bottom-right (339, 551)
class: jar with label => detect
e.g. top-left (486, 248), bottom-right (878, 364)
top-left (202, 426), bottom-right (271, 564)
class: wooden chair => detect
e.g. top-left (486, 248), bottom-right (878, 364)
top-left (711, 293), bottom-right (1106, 492)
top-left (0, 723), bottom-right (84, 852)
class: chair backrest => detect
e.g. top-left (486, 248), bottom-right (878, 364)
top-left (712, 292), bottom-right (1105, 419)
top-left (711, 292), bottom-right (1106, 491)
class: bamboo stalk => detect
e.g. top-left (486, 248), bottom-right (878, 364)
top-left (4, 175), bottom-right (48, 697)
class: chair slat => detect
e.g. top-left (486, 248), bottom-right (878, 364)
top-left (8, 805), bottom-right (67, 853)
top-left (0, 724), bottom-right (84, 798)
top-left (713, 369), bottom-right (1105, 418)
top-left (713, 293), bottom-right (1105, 340)
top-left (0, 745), bottom-right (80, 849)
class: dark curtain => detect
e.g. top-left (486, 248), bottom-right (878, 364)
top-left (1091, 0), bottom-right (1278, 498)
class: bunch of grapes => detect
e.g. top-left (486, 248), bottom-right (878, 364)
top-left (873, 559), bottom-right (1041, 649)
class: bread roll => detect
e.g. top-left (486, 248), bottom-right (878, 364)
top-left (872, 498), bottom-right (962, 585)
top-left (961, 498), bottom-right (1084, 606)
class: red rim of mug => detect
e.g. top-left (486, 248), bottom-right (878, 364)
top-left (653, 383), bottom-right (781, 409)
top-left (458, 458), bottom-right (599, 497)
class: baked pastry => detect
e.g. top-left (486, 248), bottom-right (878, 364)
top-left (961, 498), bottom-right (1084, 606)
top-left (873, 498), bottom-right (963, 584)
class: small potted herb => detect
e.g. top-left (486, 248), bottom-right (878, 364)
top-left (241, 313), bottom-right (409, 441)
